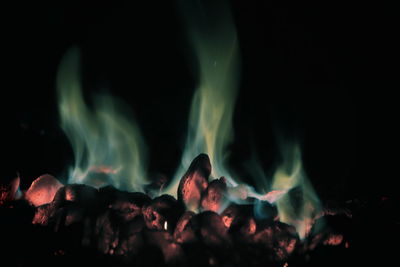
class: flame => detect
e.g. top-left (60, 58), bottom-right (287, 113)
top-left (55, 5), bottom-right (323, 242)
top-left (271, 143), bottom-right (322, 239)
top-left (164, 1), bottom-right (240, 196)
top-left (57, 48), bottom-right (148, 191)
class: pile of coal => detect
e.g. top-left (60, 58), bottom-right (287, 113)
top-left (0, 154), bottom-right (354, 266)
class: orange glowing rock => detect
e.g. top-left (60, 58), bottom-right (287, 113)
top-left (0, 176), bottom-right (21, 205)
top-left (142, 194), bottom-right (183, 231)
top-left (323, 234), bottom-right (344, 246)
top-left (201, 177), bottom-right (227, 212)
top-left (178, 154), bottom-right (210, 211)
top-left (25, 174), bottom-right (63, 207)
top-left (221, 204), bottom-right (240, 228)
top-left (221, 203), bottom-right (257, 242)
top-left (32, 203), bottom-right (52, 225)
top-left (196, 211), bottom-right (231, 247)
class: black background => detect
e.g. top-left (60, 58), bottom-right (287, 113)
top-left (2, 1), bottom-right (360, 203)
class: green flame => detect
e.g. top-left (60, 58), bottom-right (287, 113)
top-left (57, 47), bottom-right (148, 191)
top-left (164, 0), bottom-right (240, 196)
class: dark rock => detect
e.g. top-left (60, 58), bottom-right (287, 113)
top-left (142, 194), bottom-right (183, 232)
top-left (221, 203), bottom-right (257, 242)
top-left (144, 229), bottom-right (184, 264)
top-left (0, 176), bottom-right (21, 205)
top-left (174, 211), bottom-right (197, 244)
top-left (194, 211), bottom-right (231, 248)
top-left (94, 191), bottom-right (151, 256)
top-left (254, 221), bottom-right (299, 261)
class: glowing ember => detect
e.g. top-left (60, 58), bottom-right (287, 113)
top-left (25, 174), bottom-right (63, 207)
top-left (0, 177), bottom-right (20, 205)
top-left (1, 157), bottom-right (353, 266)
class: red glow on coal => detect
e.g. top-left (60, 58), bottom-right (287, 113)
top-left (323, 234), bottom-right (344, 246)
top-left (25, 174), bottom-right (63, 207)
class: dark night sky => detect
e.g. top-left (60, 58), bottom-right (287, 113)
top-left (2, 1), bottom-right (362, 202)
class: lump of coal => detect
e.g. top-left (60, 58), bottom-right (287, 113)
top-left (0, 176), bottom-right (21, 205)
top-left (254, 221), bottom-right (299, 261)
top-left (25, 174), bottom-right (63, 207)
top-left (54, 184), bottom-right (98, 205)
top-left (184, 211), bottom-right (232, 265)
top-left (32, 203), bottom-right (52, 225)
top-left (221, 203), bottom-right (257, 241)
top-left (174, 211), bottom-right (197, 244)
top-left (178, 153), bottom-right (210, 211)
top-left (109, 191), bottom-right (151, 222)
top-left (95, 191), bottom-right (151, 256)
top-left (201, 177), bottom-right (227, 212)
top-left (113, 217), bottom-right (146, 258)
top-left (32, 184), bottom-right (98, 231)
top-left (144, 230), bottom-right (184, 264)
top-left (194, 211), bottom-right (231, 248)
top-left (142, 194), bottom-right (183, 231)
top-left (221, 203), bottom-right (253, 228)
top-left (306, 214), bottom-right (351, 251)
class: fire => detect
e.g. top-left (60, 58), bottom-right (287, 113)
top-left (271, 143), bottom-right (322, 239)
top-left (54, 0), bottom-right (322, 241)
top-left (57, 48), bottom-right (148, 191)
top-left (163, 0), bottom-right (240, 197)
top-left (89, 165), bottom-right (119, 174)
top-left (0, 2), bottom-right (354, 266)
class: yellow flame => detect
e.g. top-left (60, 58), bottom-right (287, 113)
top-left (57, 47), bottom-right (148, 191)
top-left (164, 1), bottom-right (240, 196)
top-left (271, 143), bottom-right (321, 239)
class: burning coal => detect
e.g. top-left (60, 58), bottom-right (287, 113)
top-left (1, 153), bottom-right (352, 266)
top-left (164, 0), bottom-right (240, 197)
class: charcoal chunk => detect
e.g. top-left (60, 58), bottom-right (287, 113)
top-left (174, 211), bottom-right (197, 244)
top-left (142, 194), bottom-right (183, 232)
top-left (0, 176), bottom-right (21, 205)
top-left (95, 190), bottom-right (151, 255)
top-left (178, 154), bottom-right (211, 211)
top-left (144, 229), bottom-right (184, 264)
top-left (201, 177), bottom-right (227, 213)
top-left (25, 174), bottom-right (63, 207)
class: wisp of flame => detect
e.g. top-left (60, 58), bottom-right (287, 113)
top-left (57, 48), bottom-right (148, 191)
top-left (271, 142), bottom-right (322, 239)
top-left (164, 1), bottom-right (240, 196)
